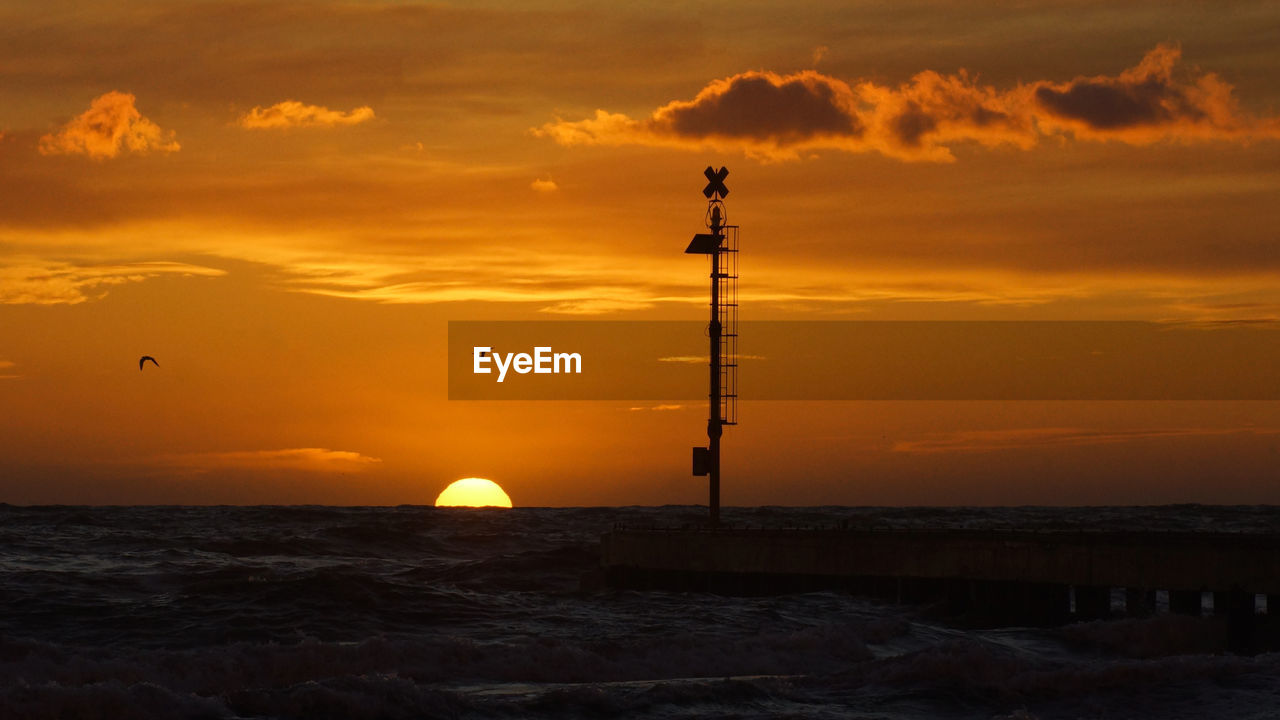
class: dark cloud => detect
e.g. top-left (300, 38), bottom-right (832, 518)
top-left (891, 102), bottom-right (939, 147)
top-left (651, 71), bottom-right (864, 143)
top-left (541, 44), bottom-right (1280, 161)
top-left (1030, 44), bottom-right (1267, 142)
top-left (539, 68), bottom-right (1032, 161)
top-left (1036, 80), bottom-right (1185, 129)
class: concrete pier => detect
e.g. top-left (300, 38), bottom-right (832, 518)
top-left (601, 527), bottom-right (1280, 650)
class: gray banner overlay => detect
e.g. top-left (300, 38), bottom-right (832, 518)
top-left (448, 321), bottom-right (1280, 400)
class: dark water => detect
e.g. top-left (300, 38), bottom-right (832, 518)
top-left (2, 505), bottom-right (1279, 719)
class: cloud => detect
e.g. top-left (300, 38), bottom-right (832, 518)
top-left (657, 355), bottom-right (708, 364)
top-left (657, 354), bottom-right (766, 363)
top-left (628, 404), bottom-right (687, 411)
top-left (0, 360), bottom-right (17, 380)
top-left (857, 69), bottom-right (1036, 161)
top-left (891, 426), bottom-right (1280, 454)
top-left (263, 246), bottom-right (998, 315)
top-left (263, 247), bottom-right (698, 314)
top-left (530, 177), bottom-right (558, 192)
top-left (38, 91), bottom-right (180, 159)
top-left (538, 298), bottom-right (652, 314)
top-left (654, 71), bottom-right (866, 147)
top-left (0, 259), bottom-right (224, 305)
top-left (538, 45), bottom-right (1279, 162)
top-left (1032, 44), bottom-right (1278, 144)
top-left (193, 238), bottom-right (1202, 313)
top-left (153, 447), bottom-right (381, 473)
top-left (536, 71), bottom-right (876, 161)
top-left (238, 100), bottom-right (375, 129)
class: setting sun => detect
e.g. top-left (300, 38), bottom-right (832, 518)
top-left (435, 478), bottom-right (513, 508)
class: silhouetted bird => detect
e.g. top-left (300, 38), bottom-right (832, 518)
top-left (139, 356), bottom-right (159, 370)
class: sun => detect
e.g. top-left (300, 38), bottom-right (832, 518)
top-left (434, 477), bottom-right (513, 508)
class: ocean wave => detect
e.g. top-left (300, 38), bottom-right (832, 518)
top-left (5, 505), bottom-right (1280, 718)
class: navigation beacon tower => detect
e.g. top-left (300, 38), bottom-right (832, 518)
top-left (684, 166), bottom-right (738, 525)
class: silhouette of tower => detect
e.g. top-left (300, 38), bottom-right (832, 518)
top-left (685, 166), bottom-right (738, 525)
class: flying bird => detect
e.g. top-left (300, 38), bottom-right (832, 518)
top-left (139, 355), bottom-right (159, 370)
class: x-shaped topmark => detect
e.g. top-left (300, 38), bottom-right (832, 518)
top-left (703, 166), bottom-right (729, 199)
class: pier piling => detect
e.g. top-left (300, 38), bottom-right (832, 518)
top-left (601, 527), bottom-right (1280, 648)
top-left (1169, 589), bottom-right (1203, 616)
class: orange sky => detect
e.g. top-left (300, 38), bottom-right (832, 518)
top-left (2, 1), bottom-right (1279, 505)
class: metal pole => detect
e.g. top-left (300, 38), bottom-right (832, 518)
top-left (687, 166), bottom-right (730, 527)
top-left (708, 234), bottom-right (722, 525)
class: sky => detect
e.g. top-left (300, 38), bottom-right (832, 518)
top-left (2, 0), bottom-right (1279, 506)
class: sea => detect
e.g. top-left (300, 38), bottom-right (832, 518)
top-left (2, 504), bottom-right (1279, 720)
